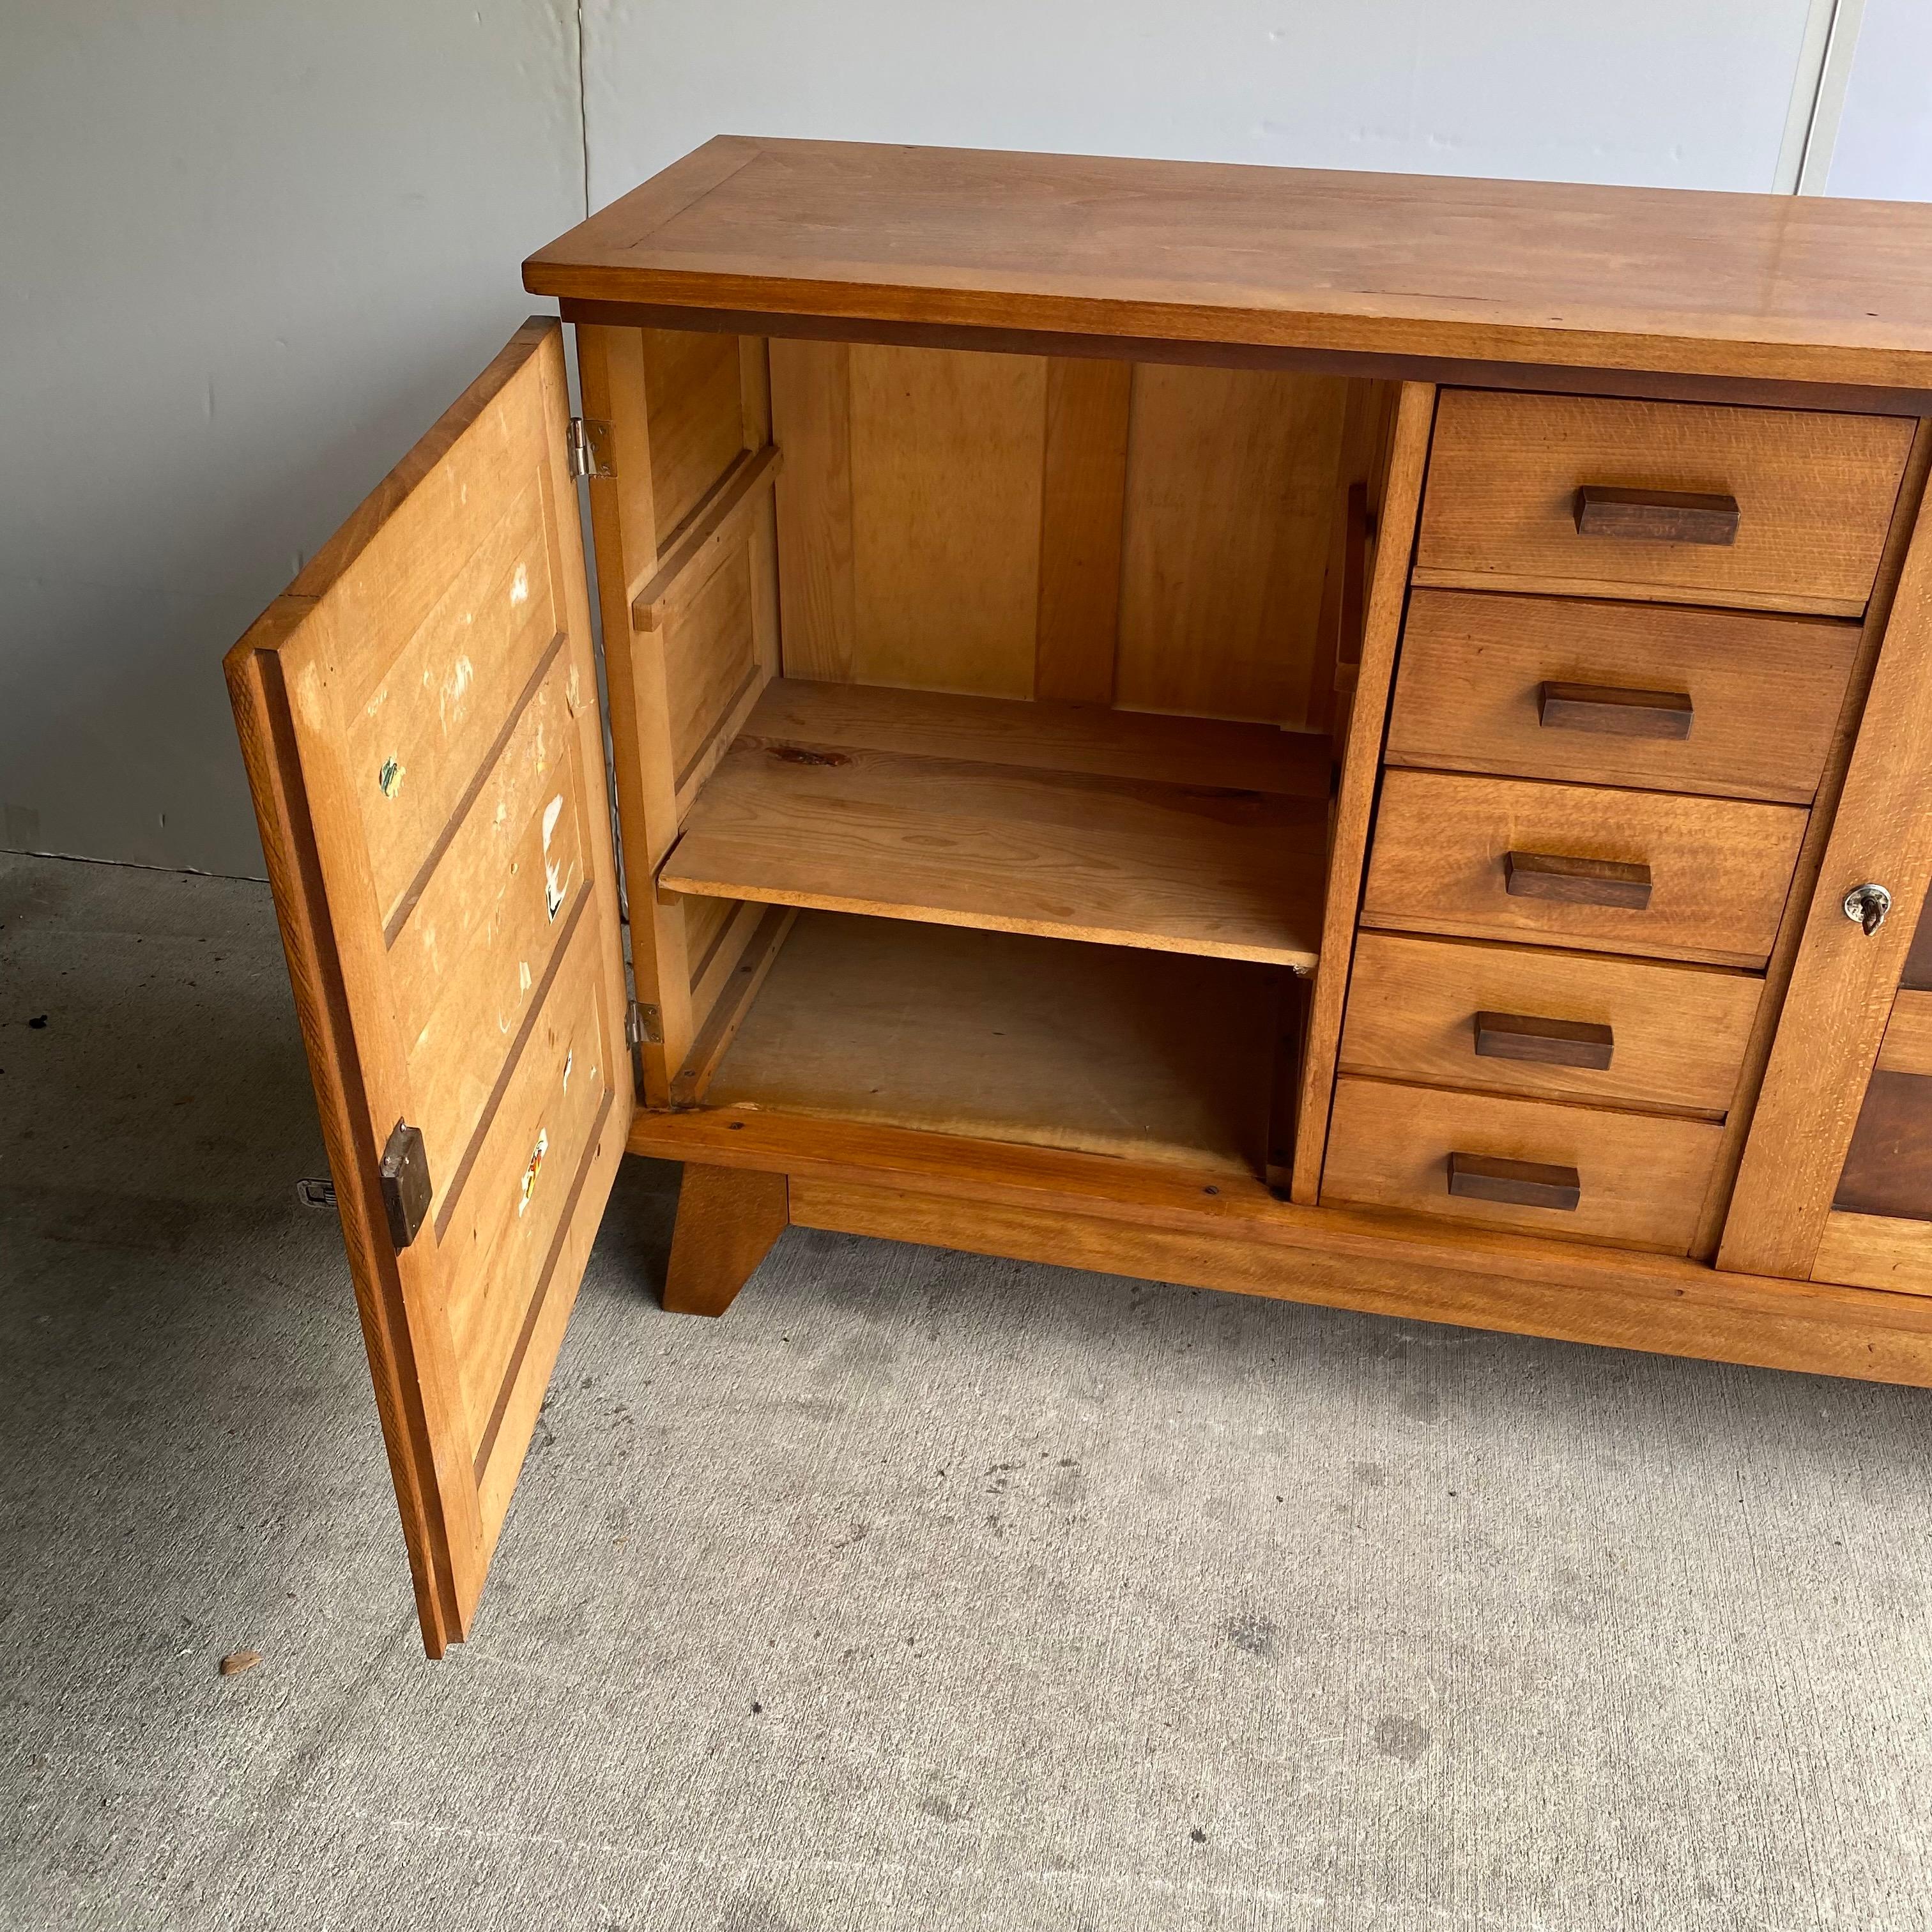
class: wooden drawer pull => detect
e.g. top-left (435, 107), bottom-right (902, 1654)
top-left (1473, 1009), bottom-right (1614, 1070)
top-left (1538, 681), bottom-right (1694, 740)
top-left (1447, 1151), bottom-right (1581, 1211)
top-left (1505, 850), bottom-right (1653, 910)
top-left (1574, 486), bottom-right (1740, 546)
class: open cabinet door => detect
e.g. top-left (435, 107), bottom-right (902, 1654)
top-left (224, 319), bottom-right (634, 1655)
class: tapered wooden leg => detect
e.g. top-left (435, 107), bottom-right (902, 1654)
top-left (663, 1163), bottom-right (788, 1316)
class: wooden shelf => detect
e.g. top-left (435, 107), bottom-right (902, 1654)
top-left (659, 679), bottom-right (1333, 967)
top-left (705, 910), bottom-right (1282, 1174)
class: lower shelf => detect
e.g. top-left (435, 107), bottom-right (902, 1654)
top-left (703, 909), bottom-right (1285, 1174)
top-left (660, 678), bottom-right (1332, 967)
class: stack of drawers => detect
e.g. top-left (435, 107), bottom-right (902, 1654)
top-left (1322, 389), bottom-right (1914, 1254)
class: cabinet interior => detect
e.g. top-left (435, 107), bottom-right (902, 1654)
top-left (592, 324), bottom-right (1403, 1179)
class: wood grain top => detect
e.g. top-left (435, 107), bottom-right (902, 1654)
top-left (523, 136), bottom-right (1932, 389)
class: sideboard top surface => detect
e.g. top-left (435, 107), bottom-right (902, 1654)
top-left (523, 135), bottom-right (1932, 391)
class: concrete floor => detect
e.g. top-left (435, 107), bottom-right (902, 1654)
top-left (4, 849), bottom-right (1932, 1931)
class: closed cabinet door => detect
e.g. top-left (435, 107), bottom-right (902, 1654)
top-left (1719, 448), bottom-right (1932, 1291)
top-left (225, 320), bottom-right (634, 1655)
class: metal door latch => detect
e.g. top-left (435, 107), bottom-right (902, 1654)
top-left (379, 1121), bottom-right (433, 1249)
top-left (1843, 882), bottom-right (1892, 936)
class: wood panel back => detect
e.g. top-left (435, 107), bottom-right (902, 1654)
top-left (848, 344), bottom-right (1046, 696)
top-left (1322, 1076), bottom-right (1722, 1252)
top-left (1340, 931), bottom-right (1759, 1116)
top-left (1363, 769), bottom-right (1807, 969)
top-left (1114, 364), bottom-right (1348, 724)
top-left (769, 341), bottom-right (1353, 727)
top-left (1388, 590), bottom-right (1858, 803)
top-left (1416, 391), bottom-right (1912, 616)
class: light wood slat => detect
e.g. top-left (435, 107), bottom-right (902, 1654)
top-left (1878, 990), bottom-right (1932, 1075)
top-left (736, 677), bottom-right (1330, 797)
top-left (629, 443), bottom-right (781, 629)
top-left (769, 337), bottom-right (857, 680)
top-left (1321, 1077), bottom-right (1723, 1253)
top-left (1811, 1209), bottom-right (1932, 1294)
top-left (1034, 358), bottom-right (1131, 705)
top-left (1116, 365), bottom-right (1349, 725)
top-left (848, 344), bottom-right (1046, 697)
top-left (1363, 770), bottom-right (1808, 970)
top-left (444, 910), bottom-right (617, 1432)
top-left (1289, 384), bottom-right (1436, 1205)
top-left (472, 1082), bottom-right (617, 1535)
top-left (344, 476), bottom-right (556, 921)
top-left (737, 336), bottom-right (772, 446)
top-left (662, 541), bottom-right (757, 788)
top-left (661, 687), bottom-right (1330, 967)
top-left (702, 911), bottom-right (1278, 1172)
top-left (1416, 391), bottom-right (1912, 617)
top-left (1717, 433), bottom-right (1932, 1278)
top-left (1388, 591), bottom-right (1859, 805)
top-left (405, 735), bottom-right (590, 1215)
top-left (1340, 931), bottom-right (1759, 1117)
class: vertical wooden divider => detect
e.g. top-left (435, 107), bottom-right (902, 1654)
top-left (1310, 383), bottom-right (1383, 741)
top-left (1287, 382), bottom-right (1436, 1206)
top-left (576, 323), bottom-right (694, 1101)
top-left (1035, 359), bottom-right (1133, 705)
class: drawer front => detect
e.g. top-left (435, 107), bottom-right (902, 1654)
top-left (1388, 590), bottom-right (1859, 804)
top-left (1363, 769), bottom-right (1806, 969)
top-left (1415, 390), bottom-right (1912, 617)
top-left (1322, 1076), bottom-right (1724, 1252)
top-left (1340, 931), bottom-right (1759, 1116)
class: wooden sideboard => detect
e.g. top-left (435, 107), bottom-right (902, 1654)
top-left (226, 139), bottom-right (1932, 1654)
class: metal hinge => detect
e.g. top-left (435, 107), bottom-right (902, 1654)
top-left (627, 1000), bottom-right (663, 1047)
top-left (567, 416), bottom-right (615, 481)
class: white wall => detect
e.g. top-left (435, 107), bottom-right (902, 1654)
top-left (1828, 0), bottom-right (1932, 201)
top-left (6, 0), bottom-right (1924, 875)
top-left (583, 0), bottom-right (1819, 204)
top-left (0, 4), bottom-right (584, 876)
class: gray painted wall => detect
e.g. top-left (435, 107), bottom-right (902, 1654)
top-left (3, 1), bottom-right (1928, 876)
top-left (1, 4), bottom-right (585, 876)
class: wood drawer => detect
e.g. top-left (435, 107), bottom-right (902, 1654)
top-left (1340, 931), bottom-right (1759, 1116)
top-left (1415, 390), bottom-right (1912, 617)
top-left (1388, 590), bottom-right (1859, 804)
top-left (1362, 769), bottom-right (1806, 969)
top-left (1321, 1076), bottom-right (1723, 1252)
